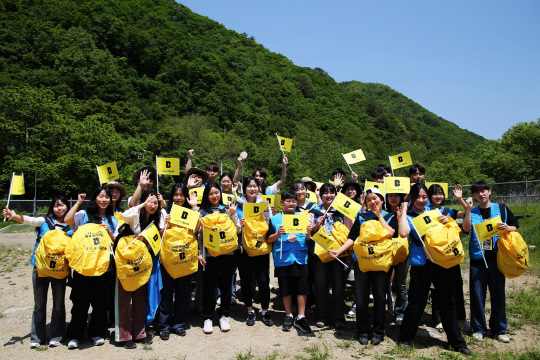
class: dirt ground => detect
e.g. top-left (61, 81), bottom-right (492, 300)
top-left (0, 232), bottom-right (539, 360)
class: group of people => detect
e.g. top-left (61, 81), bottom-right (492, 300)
top-left (2, 150), bottom-right (519, 356)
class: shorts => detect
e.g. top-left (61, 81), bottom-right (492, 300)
top-left (277, 275), bottom-right (310, 297)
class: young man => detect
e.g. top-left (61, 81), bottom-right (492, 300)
top-left (184, 149), bottom-right (219, 184)
top-left (331, 168), bottom-right (359, 188)
top-left (462, 181), bottom-right (519, 343)
top-left (267, 191), bottom-right (313, 333)
top-left (404, 164), bottom-right (426, 203)
top-left (372, 168), bottom-right (387, 183)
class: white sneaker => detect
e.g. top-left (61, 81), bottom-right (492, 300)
top-left (435, 323), bottom-right (443, 331)
top-left (203, 319), bottom-right (213, 334)
top-left (92, 336), bottom-right (105, 346)
top-left (216, 297), bottom-right (221, 306)
top-left (395, 315), bottom-right (404, 326)
top-left (473, 332), bottom-right (484, 340)
top-left (458, 319), bottom-right (472, 332)
top-left (49, 340), bottom-right (61, 347)
top-left (219, 315), bottom-right (230, 332)
top-left (498, 334), bottom-right (510, 343)
top-left (67, 339), bottom-right (79, 349)
top-left (30, 341), bottom-right (40, 349)
top-left (347, 304), bottom-right (356, 318)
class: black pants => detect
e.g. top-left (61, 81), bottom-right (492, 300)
top-left (202, 255), bottom-right (236, 319)
top-left (236, 250), bottom-right (270, 309)
top-left (398, 261), bottom-right (467, 350)
top-left (432, 264), bottom-right (466, 322)
top-left (355, 266), bottom-right (389, 337)
top-left (66, 271), bottom-right (109, 340)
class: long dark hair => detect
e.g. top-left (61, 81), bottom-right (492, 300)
top-left (86, 186), bottom-right (114, 226)
top-left (167, 183), bottom-right (190, 213)
top-left (252, 168), bottom-right (268, 194)
top-left (46, 195), bottom-right (70, 220)
top-left (140, 192), bottom-right (163, 231)
top-left (200, 182), bottom-right (223, 214)
top-left (384, 193), bottom-right (405, 212)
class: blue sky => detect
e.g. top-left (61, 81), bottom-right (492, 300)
top-left (180, 0), bottom-right (539, 140)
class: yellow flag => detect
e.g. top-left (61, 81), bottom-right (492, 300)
top-left (203, 228), bottom-right (220, 254)
top-left (243, 202), bottom-right (268, 219)
top-left (364, 180), bottom-right (386, 196)
top-left (10, 174), bottom-right (25, 195)
top-left (222, 193), bottom-right (235, 206)
top-left (473, 216), bottom-right (502, 243)
top-left (274, 194), bottom-right (283, 212)
top-left (157, 157), bottom-right (180, 175)
top-left (312, 230), bottom-right (335, 251)
top-left (332, 192), bottom-right (361, 221)
top-left (389, 152), bottom-right (413, 170)
top-left (277, 135), bottom-right (293, 152)
top-left (314, 182), bottom-right (324, 190)
top-left (141, 223), bottom-right (162, 256)
top-left (384, 177), bottom-right (410, 194)
top-left (169, 204), bottom-right (199, 231)
top-left (305, 190), bottom-right (317, 202)
top-left (189, 187), bottom-right (204, 205)
top-left (426, 182), bottom-right (449, 198)
top-left (343, 149), bottom-right (366, 164)
top-left (97, 161), bottom-right (119, 183)
top-left (411, 210), bottom-right (445, 237)
top-left (283, 214), bottom-right (309, 234)
top-left (260, 195), bottom-right (275, 206)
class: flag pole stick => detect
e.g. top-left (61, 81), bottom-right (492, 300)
top-left (311, 236), bottom-right (348, 269)
top-left (275, 133), bottom-right (286, 158)
top-left (158, 221), bottom-right (169, 250)
top-left (123, 220), bottom-right (154, 252)
top-left (3, 172), bottom-right (15, 222)
top-left (156, 156), bottom-right (159, 194)
top-left (388, 156), bottom-right (395, 176)
top-left (342, 153), bottom-right (354, 173)
top-left (96, 165), bottom-right (102, 185)
top-left (409, 221), bottom-right (434, 263)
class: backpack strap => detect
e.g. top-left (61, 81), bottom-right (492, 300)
top-left (383, 213), bottom-right (394, 222)
top-left (499, 203), bottom-right (507, 224)
top-left (358, 213), bottom-right (371, 222)
top-left (44, 217), bottom-right (56, 231)
top-left (442, 207), bottom-right (451, 217)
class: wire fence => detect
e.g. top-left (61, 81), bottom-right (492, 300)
top-left (2, 180), bottom-right (540, 217)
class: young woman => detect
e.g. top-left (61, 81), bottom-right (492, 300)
top-left (293, 180), bottom-right (316, 212)
top-left (157, 183), bottom-right (199, 340)
top-left (118, 192), bottom-right (165, 349)
top-left (3, 197), bottom-right (74, 348)
top-left (309, 183), bottom-right (346, 329)
top-left (428, 184), bottom-right (471, 332)
top-left (329, 188), bottom-right (397, 346)
top-left (235, 177), bottom-right (273, 327)
top-left (397, 184), bottom-right (470, 355)
top-left (64, 186), bottom-right (118, 349)
top-left (198, 183), bottom-right (241, 334)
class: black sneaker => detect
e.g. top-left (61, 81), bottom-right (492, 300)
top-left (124, 340), bottom-right (136, 349)
top-left (358, 334), bottom-right (369, 345)
top-left (261, 312), bottom-right (274, 327)
top-left (246, 312), bottom-right (256, 326)
top-left (456, 347), bottom-right (472, 356)
top-left (173, 328), bottom-right (186, 337)
top-left (371, 335), bottom-right (384, 346)
top-left (294, 317), bottom-right (312, 333)
top-left (136, 336), bottom-right (153, 345)
top-left (282, 315), bottom-right (294, 331)
top-left (159, 331), bottom-right (169, 341)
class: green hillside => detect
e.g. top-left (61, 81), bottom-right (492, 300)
top-left (0, 0), bottom-right (486, 198)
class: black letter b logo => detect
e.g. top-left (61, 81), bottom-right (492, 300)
top-left (423, 216), bottom-right (431, 224)
top-left (107, 167), bottom-right (112, 175)
top-left (395, 180), bottom-right (400, 186)
top-left (293, 219), bottom-right (299, 226)
top-left (166, 161), bottom-right (171, 168)
top-left (181, 211), bottom-right (188, 220)
top-left (344, 201), bottom-right (351, 209)
top-left (398, 156), bottom-right (403, 162)
top-left (487, 224), bottom-right (493, 232)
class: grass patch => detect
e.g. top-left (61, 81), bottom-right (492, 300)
top-left (507, 285), bottom-right (540, 326)
top-left (295, 343), bottom-right (331, 360)
top-left (236, 349), bottom-right (279, 360)
top-left (0, 248), bottom-right (30, 273)
top-left (35, 345), bottom-right (48, 351)
top-left (333, 339), bottom-right (354, 349)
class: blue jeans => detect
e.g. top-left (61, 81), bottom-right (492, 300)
top-left (392, 258), bottom-right (409, 318)
top-left (157, 265), bottom-right (192, 333)
top-left (470, 257), bottom-right (507, 336)
top-left (31, 267), bottom-right (66, 343)
top-left (354, 265), bottom-right (389, 337)
top-left (312, 256), bottom-right (347, 324)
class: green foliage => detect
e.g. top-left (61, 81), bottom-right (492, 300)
top-left (0, 0), bottom-right (487, 199)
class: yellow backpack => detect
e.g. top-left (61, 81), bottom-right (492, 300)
top-left (65, 223), bottom-right (112, 276)
top-left (314, 221), bottom-right (351, 263)
top-left (497, 231), bottom-right (528, 279)
top-left (354, 219), bottom-right (393, 272)
top-left (243, 214), bottom-right (271, 257)
top-left (115, 235), bottom-right (153, 291)
top-left (423, 218), bottom-right (464, 269)
top-left (392, 236), bottom-right (409, 265)
top-left (35, 229), bottom-right (71, 279)
top-left (200, 212), bottom-right (238, 257)
top-left (160, 225), bottom-right (199, 278)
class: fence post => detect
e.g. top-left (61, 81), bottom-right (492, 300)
top-left (526, 179), bottom-right (528, 207)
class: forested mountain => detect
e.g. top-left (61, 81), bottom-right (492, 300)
top-left (0, 0), bottom-right (487, 198)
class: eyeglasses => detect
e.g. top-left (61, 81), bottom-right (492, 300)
top-left (284, 200), bottom-right (298, 204)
